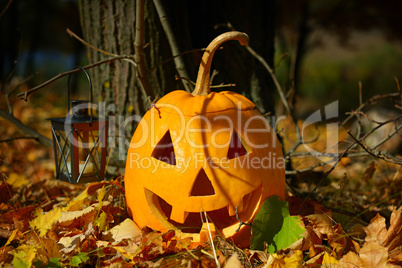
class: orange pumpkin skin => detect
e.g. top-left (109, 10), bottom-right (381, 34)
top-left (124, 32), bottom-right (286, 247)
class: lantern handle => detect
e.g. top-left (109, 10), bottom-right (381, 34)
top-left (67, 66), bottom-right (93, 124)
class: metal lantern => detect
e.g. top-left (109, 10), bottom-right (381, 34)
top-left (48, 67), bottom-right (108, 184)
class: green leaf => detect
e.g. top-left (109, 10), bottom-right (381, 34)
top-left (71, 252), bottom-right (90, 267)
top-left (250, 196), bottom-right (305, 253)
top-left (270, 212), bottom-right (305, 253)
top-left (11, 245), bottom-right (37, 268)
top-left (45, 258), bottom-right (63, 268)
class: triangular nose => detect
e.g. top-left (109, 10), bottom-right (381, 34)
top-left (190, 168), bottom-right (215, 196)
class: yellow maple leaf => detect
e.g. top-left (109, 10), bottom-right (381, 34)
top-left (7, 173), bottom-right (30, 188)
top-left (269, 250), bottom-right (303, 268)
top-left (322, 252), bottom-right (339, 266)
top-left (29, 207), bottom-right (62, 237)
top-left (97, 186), bottom-right (106, 210)
top-left (64, 188), bottom-right (89, 211)
top-left (11, 244), bottom-right (37, 268)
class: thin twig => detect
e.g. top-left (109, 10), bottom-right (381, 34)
top-left (0, 136), bottom-right (39, 143)
top-left (245, 45), bottom-right (291, 114)
top-left (342, 92), bottom-right (400, 125)
top-left (344, 126), bottom-right (402, 165)
top-left (67, 28), bottom-right (116, 57)
top-left (16, 55), bottom-right (133, 101)
top-left (0, 0), bottom-right (13, 19)
top-left (152, 0), bottom-right (193, 92)
top-left (67, 28), bottom-right (137, 67)
top-left (175, 75), bottom-right (235, 89)
top-left (150, 47), bottom-right (208, 71)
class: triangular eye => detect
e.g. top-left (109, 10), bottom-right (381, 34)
top-left (151, 130), bottom-right (176, 165)
top-left (227, 131), bottom-right (250, 159)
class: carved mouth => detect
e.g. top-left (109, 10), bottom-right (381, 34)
top-left (144, 184), bottom-right (263, 234)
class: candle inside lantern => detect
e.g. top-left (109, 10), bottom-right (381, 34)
top-left (62, 161), bottom-right (95, 175)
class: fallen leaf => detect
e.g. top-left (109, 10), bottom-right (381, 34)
top-left (364, 213), bottom-right (388, 245)
top-left (359, 241), bottom-right (388, 267)
top-left (328, 223), bottom-right (355, 258)
top-left (251, 196), bottom-right (305, 253)
top-left (64, 188), bottom-right (89, 211)
top-left (305, 213), bottom-right (333, 239)
top-left (339, 251), bottom-right (363, 268)
top-left (0, 182), bottom-right (13, 203)
top-left (384, 207), bottom-right (402, 251)
top-left (58, 233), bottom-right (85, 254)
top-left (268, 250), bottom-right (303, 268)
top-left (322, 251), bottom-right (339, 266)
top-left (113, 239), bottom-right (141, 261)
top-left (362, 161), bottom-right (376, 181)
top-left (103, 218), bottom-right (141, 243)
top-left (3, 229), bottom-right (17, 248)
top-left (11, 244), bottom-right (37, 268)
top-left (6, 173), bottom-right (30, 188)
top-left (224, 253), bottom-right (242, 268)
top-left (71, 252), bottom-right (90, 267)
top-left (95, 211), bottom-right (108, 232)
top-left (29, 207), bottom-right (62, 237)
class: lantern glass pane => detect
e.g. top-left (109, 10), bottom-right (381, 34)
top-left (74, 128), bottom-right (104, 180)
top-left (55, 129), bottom-right (72, 177)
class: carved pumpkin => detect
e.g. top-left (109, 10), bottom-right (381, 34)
top-left (125, 31), bottom-right (286, 247)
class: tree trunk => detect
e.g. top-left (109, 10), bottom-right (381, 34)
top-left (78, 0), bottom-right (177, 169)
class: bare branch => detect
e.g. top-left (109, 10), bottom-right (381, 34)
top-left (16, 55), bottom-right (133, 101)
top-left (344, 126), bottom-right (402, 165)
top-left (0, 108), bottom-right (52, 148)
top-left (67, 28), bottom-right (116, 57)
top-left (0, 136), bottom-right (40, 143)
top-left (150, 47), bottom-right (209, 71)
top-left (0, 0), bottom-right (13, 19)
top-left (342, 92), bottom-right (401, 125)
top-left (152, 0), bottom-right (193, 92)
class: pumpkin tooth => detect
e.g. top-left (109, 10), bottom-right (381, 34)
top-left (228, 199), bottom-right (244, 217)
top-left (170, 207), bottom-right (189, 224)
top-left (199, 222), bottom-right (216, 243)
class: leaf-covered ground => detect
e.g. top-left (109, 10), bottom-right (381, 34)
top-left (1, 98), bottom-right (401, 267)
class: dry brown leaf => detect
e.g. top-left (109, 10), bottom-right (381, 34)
top-left (364, 207), bottom-right (402, 254)
top-left (339, 251), bottom-right (363, 268)
top-left (384, 207), bottom-right (402, 251)
top-left (362, 161), bottom-right (376, 181)
top-left (305, 213), bottom-right (333, 239)
top-left (58, 233), bottom-right (85, 254)
top-left (360, 241), bottom-right (388, 267)
top-left (103, 218), bottom-right (141, 243)
top-left (389, 248), bottom-right (402, 266)
top-left (224, 253), bottom-right (242, 268)
top-left (328, 223), bottom-right (356, 258)
top-left (113, 239), bottom-right (141, 261)
top-left (364, 213), bottom-right (388, 244)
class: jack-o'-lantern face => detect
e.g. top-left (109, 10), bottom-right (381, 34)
top-left (124, 32), bottom-right (286, 247)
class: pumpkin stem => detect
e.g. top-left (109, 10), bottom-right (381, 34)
top-left (192, 31), bottom-right (249, 96)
